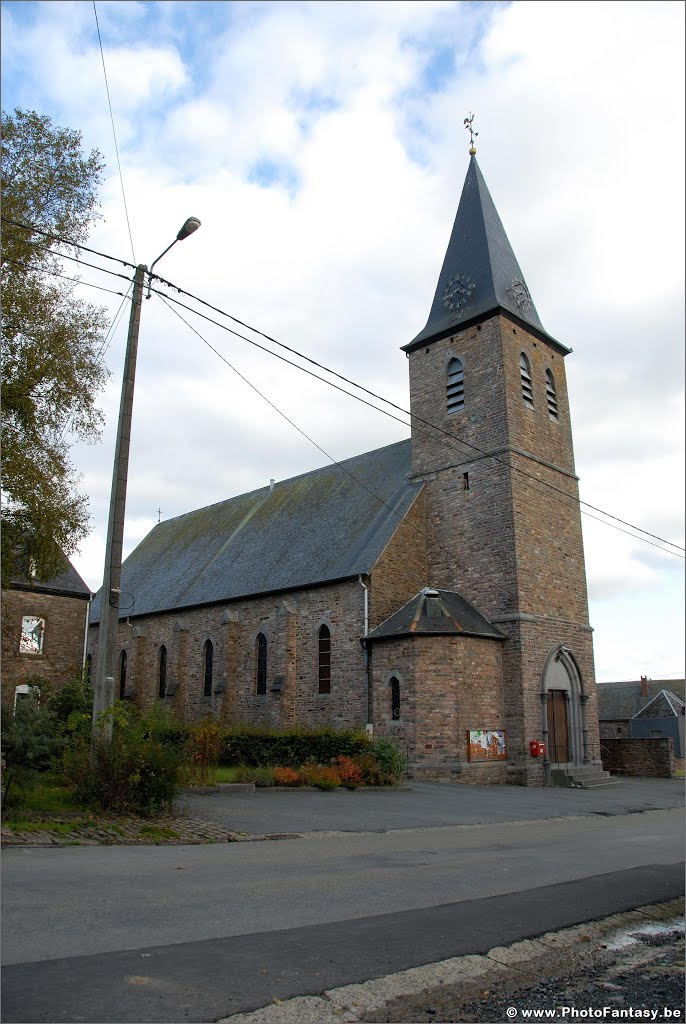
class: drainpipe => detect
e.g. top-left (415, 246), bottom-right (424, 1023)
top-left (82, 594), bottom-right (93, 675)
top-left (358, 575), bottom-right (371, 726)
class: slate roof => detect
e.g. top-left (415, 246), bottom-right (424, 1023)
top-left (91, 440), bottom-right (422, 624)
top-left (8, 555), bottom-right (91, 600)
top-left (404, 156), bottom-right (567, 353)
top-left (596, 680), bottom-right (686, 721)
top-left (633, 690), bottom-right (685, 720)
top-left (365, 587), bottom-right (505, 642)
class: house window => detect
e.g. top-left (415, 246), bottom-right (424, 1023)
top-left (203, 640), bottom-right (213, 698)
top-left (119, 650), bottom-right (127, 700)
top-left (256, 633), bottom-right (267, 695)
top-left (158, 645), bottom-right (167, 699)
top-left (650, 729), bottom-right (663, 738)
top-left (390, 676), bottom-right (401, 720)
top-left (318, 625), bottom-right (331, 694)
top-left (19, 616), bottom-right (45, 654)
top-left (446, 357), bottom-right (464, 413)
top-left (14, 684), bottom-right (32, 710)
top-left (519, 352), bottom-right (534, 408)
top-left (545, 368), bottom-right (558, 419)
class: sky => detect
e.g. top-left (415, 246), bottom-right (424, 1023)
top-left (2, 0), bottom-right (684, 683)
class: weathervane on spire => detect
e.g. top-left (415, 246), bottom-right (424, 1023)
top-left (464, 112), bottom-right (478, 155)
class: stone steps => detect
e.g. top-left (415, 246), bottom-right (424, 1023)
top-left (550, 766), bottom-right (621, 789)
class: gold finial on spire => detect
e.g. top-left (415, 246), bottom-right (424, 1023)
top-left (464, 112), bottom-right (478, 155)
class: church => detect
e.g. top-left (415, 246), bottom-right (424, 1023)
top-left (88, 145), bottom-right (602, 786)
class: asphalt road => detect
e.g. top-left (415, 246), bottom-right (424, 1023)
top-left (2, 789), bottom-right (684, 1024)
top-left (178, 777), bottom-right (684, 835)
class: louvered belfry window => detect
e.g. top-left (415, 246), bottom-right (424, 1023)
top-left (203, 639), bottom-right (213, 698)
top-left (318, 625), bottom-right (331, 694)
top-left (545, 369), bottom-right (558, 419)
top-left (519, 352), bottom-right (534, 408)
top-left (446, 357), bottom-right (465, 413)
top-left (256, 633), bottom-right (267, 695)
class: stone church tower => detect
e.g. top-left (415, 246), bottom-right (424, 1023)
top-left (402, 152), bottom-right (600, 784)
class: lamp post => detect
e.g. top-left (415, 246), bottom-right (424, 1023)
top-left (92, 218), bottom-right (201, 742)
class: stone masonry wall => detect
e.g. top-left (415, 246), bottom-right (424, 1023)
top-left (370, 634), bottom-right (506, 782)
top-left (601, 737), bottom-right (675, 778)
top-left (87, 579), bottom-right (370, 730)
top-left (408, 316), bottom-right (518, 615)
top-left (369, 489), bottom-right (428, 628)
top-left (1, 588), bottom-right (89, 702)
top-left (407, 311), bottom-right (598, 784)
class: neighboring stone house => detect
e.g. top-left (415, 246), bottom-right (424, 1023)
top-left (88, 149), bottom-right (602, 785)
top-left (1, 556), bottom-right (92, 706)
top-left (597, 677), bottom-right (685, 757)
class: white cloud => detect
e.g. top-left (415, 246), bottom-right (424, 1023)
top-left (3, 0), bottom-right (683, 682)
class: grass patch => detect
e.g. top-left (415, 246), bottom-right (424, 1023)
top-left (7, 819), bottom-right (93, 834)
top-left (138, 824), bottom-right (179, 841)
top-left (214, 765), bottom-right (244, 783)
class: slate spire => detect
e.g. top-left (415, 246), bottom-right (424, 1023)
top-left (406, 155), bottom-right (556, 350)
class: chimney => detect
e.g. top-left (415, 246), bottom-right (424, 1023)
top-left (640, 675), bottom-right (649, 697)
top-left (269, 479), bottom-right (275, 495)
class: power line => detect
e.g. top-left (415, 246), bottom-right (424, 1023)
top-left (2, 232), bottom-right (132, 283)
top-left (1, 216), bottom-right (136, 270)
top-left (2, 256), bottom-right (131, 299)
top-left (92, 1), bottom-right (137, 263)
top-left (151, 272), bottom-right (685, 555)
top-left (151, 283), bottom-right (685, 561)
top-left (157, 293), bottom-right (469, 573)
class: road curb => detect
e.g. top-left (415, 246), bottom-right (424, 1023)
top-left (213, 898), bottom-right (684, 1024)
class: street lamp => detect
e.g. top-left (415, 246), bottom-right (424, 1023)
top-left (92, 218), bottom-right (201, 741)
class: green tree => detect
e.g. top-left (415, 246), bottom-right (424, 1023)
top-left (1, 108), bottom-right (109, 585)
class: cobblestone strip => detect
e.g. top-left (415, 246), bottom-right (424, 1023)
top-left (1, 817), bottom-right (249, 846)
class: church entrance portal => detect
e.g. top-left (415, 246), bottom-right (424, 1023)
top-left (546, 690), bottom-right (569, 763)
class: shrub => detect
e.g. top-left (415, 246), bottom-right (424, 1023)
top-left (372, 737), bottom-right (406, 785)
top-left (185, 716), bottom-right (223, 786)
top-left (334, 755), bottom-right (364, 789)
top-left (222, 726), bottom-right (371, 768)
top-left (352, 752), bottom-right (381, 786)
top-left (300, 763), bottom-right (341, 790)
top-left (63, 702), bottom-right (184, 815)
top-left (1, 689), bottom-right (62, 772)
top-left (273, 766), bottom-right (302, 787)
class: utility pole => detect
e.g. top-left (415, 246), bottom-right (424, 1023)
top-left (92, 263), bottom-right (146, 742)
top-left (91, 217), bottom-right (201, 744)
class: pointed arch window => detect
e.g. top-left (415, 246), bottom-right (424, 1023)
top-left (256, 633), bottom-right (267, 695)
top-left (158, 645), bottom-right (168, 699)
top-left (390, 677), bottom-right (401, 720)
top-left (119, 650), bottom-right (127, 700)
top-left (203, 640), bottom-right (213, 698)
top-left (446, 357), bottom-right (464, 413)
top-left (519, 352), bottom-right (534, 408)
top-left (318, 625), bottom-right (331, 694)
top-left (545, 369), bottom-right (558, 419)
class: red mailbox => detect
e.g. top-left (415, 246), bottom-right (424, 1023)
top-left (529, 740), bottom-right (545, 757)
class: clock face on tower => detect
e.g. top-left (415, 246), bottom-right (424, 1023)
top-left (442, 273), bottom-right (475, 313)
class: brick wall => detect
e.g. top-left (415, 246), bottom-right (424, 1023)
top-left (1, 588), bottom-right (89, 702)
top-left (601, 737), bottom-right (675, 778)
top-left (370, 634), bottom-right (507, 782)
top-left (88, 579), bottom-right (371, 730)
top-left (407, 311), bottom-right (599, 785)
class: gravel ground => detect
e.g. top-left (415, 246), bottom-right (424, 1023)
top-left (360, 920), bottom-right (685, 1023)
